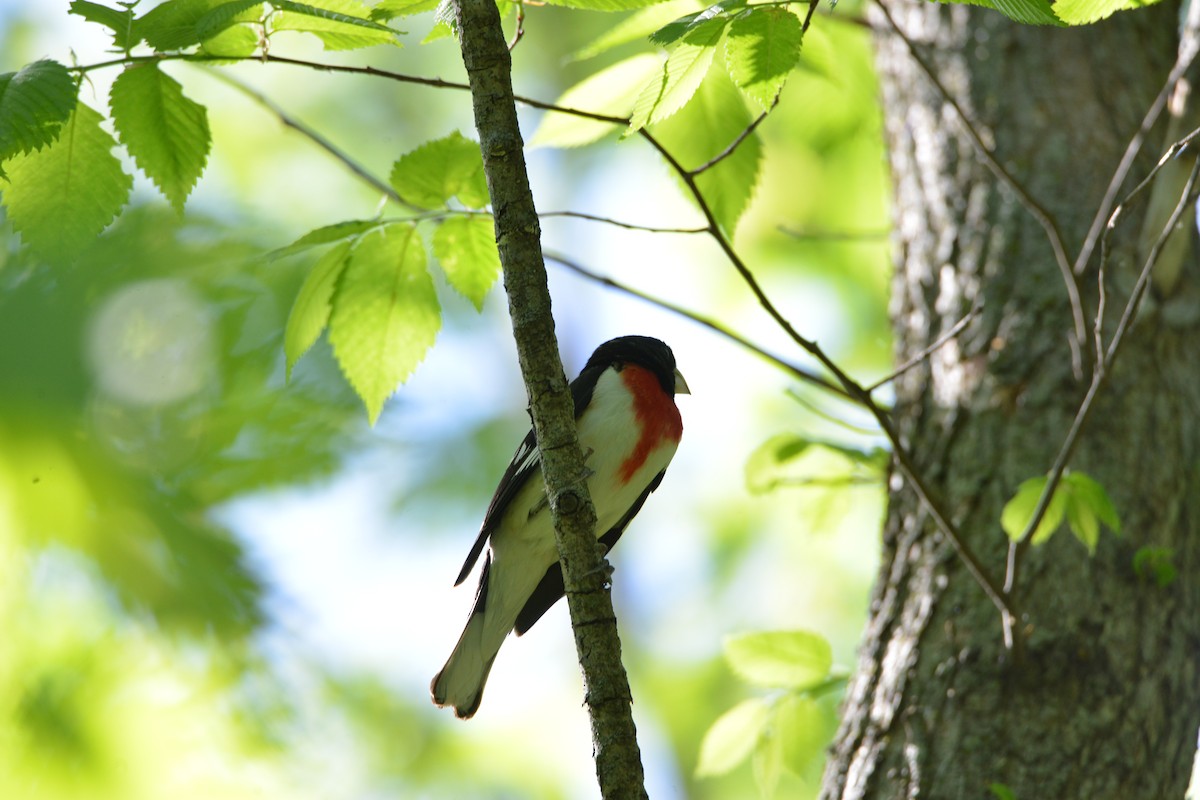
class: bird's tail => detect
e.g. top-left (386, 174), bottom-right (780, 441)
top-left (431, 560), bottom-right (506, 719)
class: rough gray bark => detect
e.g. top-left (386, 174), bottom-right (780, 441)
top-left (452, 3), bottom-right (648, 797)
top-left (821, 2), bottom-right (1200, 799)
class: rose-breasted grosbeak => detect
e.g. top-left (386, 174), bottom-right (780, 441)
top-left (431, 336), bottom-right (689, 719)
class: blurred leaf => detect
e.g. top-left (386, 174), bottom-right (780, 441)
top-left (723, 7), bottom-right (801, 111)
top-left (3, 102), bottom-right (132, 262)
top-left (651, 64), bottom-right (761, 235)
top-left (530, 55), bottom-right (660, 149)
top-left (328, 224), bottom-right (440, 424)
top-left (371, 0), bottom-right (441, 20)
top-left (775, 693), bottom-right (826, 772)
top-left (649, 0), bottom-right (744, 45)
top-left (541, 0), bottom-right (677, 10)
top-left (571, 1), bottom-right (697, 61)
top-left (272, 0), bottom-right (401, 50)
top-left (1055, 0), bottom-right (1163, 23)
top-left (389, 131), bottom-right (489, 208)
top-left (1001, 476), bottom-right (1065, 545)
top-left (140, 0), bottom-right (258, 51)
top-left (724, 630), bottom-right (832, 690)
top-left (629, 17), bottom-right (726, 132)
top-left (109, 63), bottom-right (211, 212)
top-left (989, 783), bottom-right (1018, 800)
top-left (285, 239), bottom-right (353, 378)
top-left (69, 1), bottom-right (140, 49)
top-left (696, 697), bottom-right (768, 776)
top-left (268, 219), bottom-right (381, 260)
top-left (195, 0), bottom-right (262, 40)
top-left (1133, 546), bottom-right (1177, 588)
top-left (0, 59), bottom-right (78, 165)
top-left (753, 719), bottom-right (783, 797)
top-left (940, 0), bottom-right (1063, 25)
top-left (431, 215), bottom-right (501, 310)
top-left (1062, 471), bottom-right (1120, 532)
top-left (745, 433), bottom-right (885, 494)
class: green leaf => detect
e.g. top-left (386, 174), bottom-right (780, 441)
top-left (571, 1), bottom-right (696, 61)
top-left (724, 7), bottom-right (801, 111)
top-left (942, 0), bottom-right (1063, 25)
top-left (1061, 471), bottom-right (1120, 532)
top-left (989, 783), bottom-right (1018, 800)
top-left (629, 16), bottom-right (726, 132)
top-left (541, 0), bottom-right (675, 10)
top-left (529, 54), bottom-right (660, 149)
top-left (1055, 0), bottom-right (1162, 24)
top-left (268, 219), bottom-right (382, 260)
top-left (776, 694), bottom-right (826, 771)
top-left (370, 0), bottom-right (441, 19)
top-left (109, 63), bottom-right (211, 213)
top-left (432, 215), bottom-right (501, 311)
top-left (69, 1), bottom-right (140, 50)
top-left (724, 630), bottom-right (833, 690)
top-left (1132, 546), bottom-right (1177, 588)
top-left (196, 0), bottom-right (262, 40)
top-left (650, 0), bottom-right (745, 45)
top-left (200, 22), bottom-right (263, 56)
top-left (652, 65), bottom-right (761, 235)
top-left (695, 698), bottom-right (769, 776)
top-left (272, 0), bottom-right (400, 50)
top-left (752, 721), bottom-right (783, 797)
top-left (1001, 476), bottom-right (1066, 545)
top-left (1064, 492), bottom-right (1100, 555)
top-left (2, 102), bottom-right (132, 262)
top-left (0, 59), bottom-right (78, 164)
top-left (745, 433), bottom-right (886, 494)
top-left (328, 224), bottom-right (440, 424)
top-left (140, 0), bottom-right (257, 51)
top-left (389, 132), bottom-right (488, 208)
top-left (285, 240), bottom-right (353, 378)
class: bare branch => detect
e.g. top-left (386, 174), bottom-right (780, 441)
top-left (864, 303), bottom-right (981, 393)
top-left (540, 211), bottom-right (707, 234)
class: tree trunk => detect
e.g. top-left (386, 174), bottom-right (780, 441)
top-left (821, 3), bottom-right (1200, 798)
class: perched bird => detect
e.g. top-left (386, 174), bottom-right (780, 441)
top-left (431, 336), bottom-right (689, 719)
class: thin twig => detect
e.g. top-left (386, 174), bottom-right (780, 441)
top-left (865, 303), bottom-right (981, 393)
top-left (1002, 159), bottom-right (1200, 621)
top-left (874, 0), bottom-right (1086, 374)
top-left (544, 251), bottom-right (852, 400)
top-left (540, 211), bottom-right (707, 234)
top-left (690, 96), bottom-right (778, 177)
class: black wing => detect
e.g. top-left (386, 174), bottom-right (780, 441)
top-left (452, 367), bottom-right (607, 587)
top-left (513, 469), bottom-right (666, 635)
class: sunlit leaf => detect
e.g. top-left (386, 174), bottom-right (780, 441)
top-left (941, 0), bottom-right (1063, 25)
top-left (649, 0), bottom-right (744, 45)
top-left (541, 0), bottom-right (675, 10)
top-left (285, 239), bottom-right (353, 378)
top-left (0, 59), bottom-right (78, 165)
top-left (69, 0), bottom-right (139, 49)
top-left (109, 63), bottom-right (211, 212)
top-left (1054, 0), bottom-right (1163, 24)
top-left (195, 0), bottom-right (262, 40)
top-left (629, 16), bottom-right (726, 132)
top-left (272, 0), bottom-right (400, 50)
top-left (695, 698), bottom-right (768, 776)
top-left (371, 0), bottom-right (441, 19)
top-left (140, 0), bottom-right (261, 50)
top-left (328, 224), bottom-right (440, 424)
top-left (2, 103), bottom-right (131, 262)
top-left (1001, 476), bottom-right (1066, 545)
top-left (268, 219), bottom-right (381, 260)
top-left (1062, 471), bottom-right (1120, 532)
top-left (389, 131), bottom-right (488, 208)
top-left (530, 55), bottom-right (660, 149)
top-left (432, 215), bottom-right (501, 311)
top-left (753, 720), bottom-right (783, 797)
top-left (724, 630), bottom-right (832, 690)
top-left (723, 7), bottom-right (802, 111)
top-left (776, 694), bottom-right (826, 771)
top-left (571, 1), bottom-right (696, 61)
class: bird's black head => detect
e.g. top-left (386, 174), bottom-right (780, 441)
top-left (583, 335), bottom-right (682, 396)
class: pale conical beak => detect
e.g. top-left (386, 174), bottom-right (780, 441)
top-left (674, 368), bottom-right (691, 395)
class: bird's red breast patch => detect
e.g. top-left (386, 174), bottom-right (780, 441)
top-left (617, 364), bottom-right (683, 484)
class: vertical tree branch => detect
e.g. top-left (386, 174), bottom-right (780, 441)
top-left (452, 2), bottom-right (648, 797)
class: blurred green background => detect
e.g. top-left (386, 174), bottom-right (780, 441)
top-left (0, 2), bottom-right (891, 797)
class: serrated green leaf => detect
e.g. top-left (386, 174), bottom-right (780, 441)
top-left (2, 102), bottom-right (132, 262)
top-left (942, 0), bottom-right (1062, 25)
top-left (530, 55), bottom-right (660, 149)
top-left (724, 631), bottom-right (832, 689)
top-left (696, 698), bottom-right (769, 777)
top-left (268, 219), bottom-right (381, 260)
top-left (432, 215), bottom-right (500, 311)
top-left (541, 0), bottom-right (676, 10)
top-left (272, 0), bottom-right (400, 49)
top-left (370, 0), bottom-right (440, 19)
top-left (1055, 0), bottom-right (1162, 24)
top-left (389, 132), bottom-right (488, 208)
top-left (200, 22), bottom-right (263, 55)
top-left (1001, 476), bottom-right (1067, 545)
top-left (572, 1), bottom-right (696, 61)
top-left (650, 0), bottom-right (744, 45)
top-left (328, 224), bottom-right (440, 424)
top-left (109, 63), bottom-right (211, 213)
top-left (629, 17), bottom-right (726, 132)
top-left (69, 1), bottom-right (140, 49)
top-left (1062, 471), bottom-right (1120, 532)
top-left (0, 60), bottom-right (78, 164)
top-left (652, 64), bottom-right (761, 235)
top-left (196, 0), bottom-right (262, 40)
top-left (724, 7), bottom-right (801, 111)
top-left (752, 721), bottom-right (783, 797)
top-left (285, 239), bottom-right (353, 378)
top-left (140, 0), bottom-right (249, 50)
